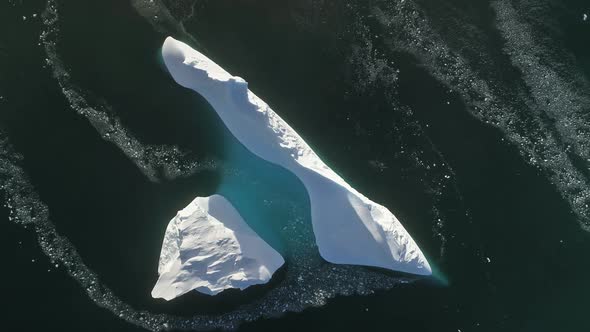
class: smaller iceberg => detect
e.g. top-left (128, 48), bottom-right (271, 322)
top-left (152, 195), bottom-right (284, 300)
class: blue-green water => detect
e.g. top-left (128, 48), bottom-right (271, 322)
top-left (1, 0), bottom-right (590, 331)
top-left (216, 121), bottom-right (311, 257)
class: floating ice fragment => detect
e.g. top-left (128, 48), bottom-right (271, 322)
top-left (152, 195), bottom-right (284, 299)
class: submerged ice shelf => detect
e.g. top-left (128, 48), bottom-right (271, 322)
top-left (154, 36), bottom-right (432, 300)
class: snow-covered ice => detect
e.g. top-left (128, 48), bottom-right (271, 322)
top-left (155, 36), bottom-right (432, 300)
top-left (152, 195), bottom-right (284, 300)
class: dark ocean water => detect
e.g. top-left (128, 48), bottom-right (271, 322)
top-left (1, 0), bottom-right (590, 331)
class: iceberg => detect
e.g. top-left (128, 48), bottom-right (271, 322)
top-left (155, 37), bottom-right (431, 300)
top-left (152, 195), bottom-right (284, 300)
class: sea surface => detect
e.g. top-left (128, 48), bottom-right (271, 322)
top-left (1, 0), bottom-right (589, 331)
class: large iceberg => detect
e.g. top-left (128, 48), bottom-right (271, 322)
top-left (152, 195), bottom-right (284, 300)
top-left (155, 36), bottom-right (431, 300)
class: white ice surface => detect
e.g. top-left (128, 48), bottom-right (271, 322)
top-left (160, 37), bottom-right (432, 283)
top-left (152, 195), bottom-right (284, 300)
